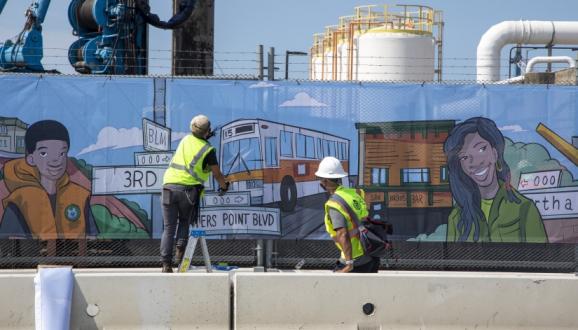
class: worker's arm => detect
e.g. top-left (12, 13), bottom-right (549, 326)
top-left (210, 164), bottom-right (228, 190)
top-left (334, 227), bottom-right (354, 273)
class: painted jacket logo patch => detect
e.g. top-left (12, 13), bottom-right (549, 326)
top-left (65, 204), bottom-right (81, 222)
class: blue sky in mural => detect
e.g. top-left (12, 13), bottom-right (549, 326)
top-left (1, 76), bottom-right (576, 222)
top-left (0, 75), bottom-right (575, 180)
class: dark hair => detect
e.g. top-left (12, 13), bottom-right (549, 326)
top-left (25, 120), bottom-right (70, 154)
top-left (443, 117), bottom-right (519, 241)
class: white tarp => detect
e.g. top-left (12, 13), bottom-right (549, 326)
top-left (34, 267), bottom-right (74, 330)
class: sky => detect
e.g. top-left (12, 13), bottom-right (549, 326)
top-left (1, 0), bottom-right (578, 79)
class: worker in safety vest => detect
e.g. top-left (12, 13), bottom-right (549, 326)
top-left (160, 114), bottom-right (229, 273)
top-left (315, 156), bottom-right (380, 273)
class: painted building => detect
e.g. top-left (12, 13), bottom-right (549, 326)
top-left (355, 120), bottom-right (455, 237)
top-left (0, 117), bottom-right (28, 154)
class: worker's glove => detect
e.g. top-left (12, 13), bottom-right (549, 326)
top-left (217, 182), bottom-right (230, 196)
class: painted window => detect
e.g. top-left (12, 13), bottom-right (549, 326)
top-left (440, 166), bottom-right (449, 182)
top-left (316, 137), bottom-right (323, 159)
top-left (280, 131), bottom-right (293, 157)
top-left (402, 168), bottom-right (430, 184)
top-left (223, 137), bottom-right (262, 174)
top-left (265, 137), bottom-right (278, 167)
top-left (371, 168), bottom-right (389, 185)
top-left (296, 133), bottom-right (315, 159)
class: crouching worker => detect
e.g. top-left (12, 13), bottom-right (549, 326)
top-left (160, 114), bottom-right (229, 273)
top-left (315, 156), bottom-right (380, 273)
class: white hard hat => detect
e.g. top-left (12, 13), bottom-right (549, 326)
top-left (315, 156), bottom-right (347, 179)
top-left (190, 114), bottom-right (210, 136)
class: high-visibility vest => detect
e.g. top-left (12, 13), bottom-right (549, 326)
top-left (324, 186), bottom-right (368, 260)
top-left (163, 135), bottom-right (215, 186)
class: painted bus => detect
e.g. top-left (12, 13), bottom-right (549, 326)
top-left (219, 119), bottom-right (350, 211)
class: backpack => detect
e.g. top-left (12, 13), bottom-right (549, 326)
top-left (359, 218), bottom-right (393, 258)
top-left (329, 192), bottom-right (393, 258)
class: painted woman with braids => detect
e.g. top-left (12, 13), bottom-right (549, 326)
top-left (444, 117), bottom-right (547, 243)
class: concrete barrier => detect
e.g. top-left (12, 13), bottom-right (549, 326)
top-left (0, 271), bottom-right (230, 330)
top-left (4, 270), bottom-right (578, 329)
top-left (0, 273), bottom-right (35, 329)
top-left (234, 271), bottom-right (578, 329)
top-left (71, 273), bottom-right (230, 329)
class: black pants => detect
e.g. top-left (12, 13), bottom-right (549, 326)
top-left (334, 257), bottom-right (381, 273)
top-left (160, 186), bottom-right (202, 264)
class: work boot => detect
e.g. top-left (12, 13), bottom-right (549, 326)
top-left (161, 263), bottom-right (173, 273)
top-left (175, 246), bottom-right (186, 266)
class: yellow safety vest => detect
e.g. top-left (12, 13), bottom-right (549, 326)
top-left (163, 135), bottom-right (215, 186)
top-left (324, 186), bottom-right (368, 260)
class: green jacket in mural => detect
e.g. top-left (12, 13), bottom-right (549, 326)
top-left (447, 184), bottom-right (548, 243)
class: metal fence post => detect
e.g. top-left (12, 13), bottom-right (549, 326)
top-left (255, 239), bottom-right (264, 270)
top-left (267, 47), bottom-right (275, 81)
top-left (265, 239), bottom-right (274, 270)
top-left (257, 45), bottom-right (264, 80)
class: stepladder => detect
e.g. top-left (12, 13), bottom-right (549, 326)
top-left (178, 230), bottom-right (212, 273)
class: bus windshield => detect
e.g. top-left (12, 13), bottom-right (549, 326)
top-left (222, 137), bottom-right (262, 175)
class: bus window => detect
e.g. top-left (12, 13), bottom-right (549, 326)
top-left (306, 135), bottom-right (315, 158)
top-left (280, 131), bottom-right (293, 157)
top-left (223, 137), bottom-right (262, 174)
top-left (296, 133), bottom-right (315, 159)
top-left (328, 140), bottom-right (336, 157)
top-left (265, 137), bottom-right (278, 167)
top-left (316, 138), bottom-right (323, 159)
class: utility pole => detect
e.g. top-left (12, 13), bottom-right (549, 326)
top-left (172, 0), bottom-right (215, 75)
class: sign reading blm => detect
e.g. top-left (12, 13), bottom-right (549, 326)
top-left (194, 207), bottom-right (281, 236)
top-left (143, 118), bottom-right (171, 151)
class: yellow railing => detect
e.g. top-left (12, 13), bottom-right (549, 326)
top-left (310, 4), bottom-right (444, 80)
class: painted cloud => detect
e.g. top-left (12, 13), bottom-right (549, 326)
top-left (280, 92), bottom-right (328, 107)
top-left (77, 127), bottom-right (143, 155)
top-left (249, 81), bottom-right (278, 88)
top-left (499, 124), bottom-right (527, 133)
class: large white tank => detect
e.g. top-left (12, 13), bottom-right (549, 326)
top-left (309, 5), bottom-right (442, 82)
top-left (357, 28), bottom-right (435, 81)
top-left (336, 41), bottom-right (347, 80)
top-left (323, 50), bottom-right (333, 80)
top-left (311, 55), bottom-right (323, 80)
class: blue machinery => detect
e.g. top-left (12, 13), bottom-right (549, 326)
top-left (0, 0), bottom-right (196, 74)
top-left (0, 0), bottom-right (51, 72)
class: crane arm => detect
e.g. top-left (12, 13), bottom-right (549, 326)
top-left (0, 0), bottom-right (7, 15)
top-left (0, 0), bottom-right (52, 72)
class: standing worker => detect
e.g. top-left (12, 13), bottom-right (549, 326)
top-left (160, 114), bottom-right (229, 273)
top-left (315, 156), bottom-right (380, 273)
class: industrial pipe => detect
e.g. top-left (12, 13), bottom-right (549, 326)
top-left (477, 21), bottom-right (578, 82)
top-left (525, 55), bottom-right (576, 73)
top-left (136, 0), bottom-right (196, 30)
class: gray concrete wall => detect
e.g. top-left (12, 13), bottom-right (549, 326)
top-left (234, 272), bottom-right (578, 330)
top-left (0, 272), bottom-right (230, 330)
top-left (0, 274), bottom-right (35, 329)
top-left (3, 270), bottom-right (578, 329)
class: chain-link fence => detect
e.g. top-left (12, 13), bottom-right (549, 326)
top-left (0, 238), bottom-right (575, 273)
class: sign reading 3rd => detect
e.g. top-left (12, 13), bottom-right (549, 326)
top-left (143, 118), bottom-right (171, 151)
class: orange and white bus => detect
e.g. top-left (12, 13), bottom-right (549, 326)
top-left (219, 119), bottom-right (350, 211)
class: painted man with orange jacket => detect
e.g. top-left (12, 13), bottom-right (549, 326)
top-left (0, 120), bottom-right (97, 239)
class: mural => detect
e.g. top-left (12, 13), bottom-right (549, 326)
top-left (0, 76), bottom-right (575, 244)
